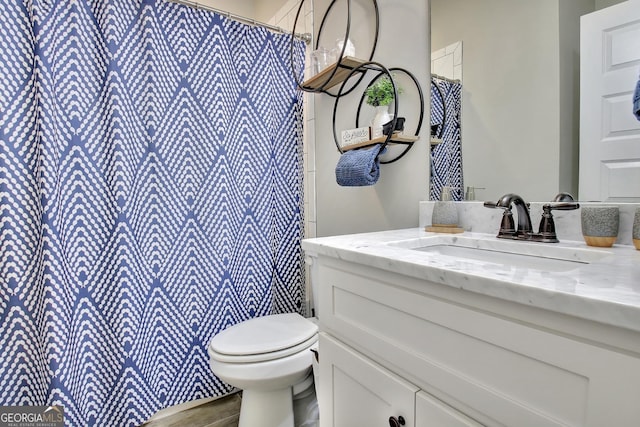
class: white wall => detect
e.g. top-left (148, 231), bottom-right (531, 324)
top-left (595, 0), bottom-right (627, 9)
top-left (313, 0), bottom-right (431, 237)
top-left (559, 0), bottom-right (596, 200)
top-left (256, 0), bottom-right (292, 24)
top-left (190, 0), bottom-right (257, 19)
top-left (192, 0), bottom-right (289, 23)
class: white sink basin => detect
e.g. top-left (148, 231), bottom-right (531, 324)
top-left (386, 235), bottom-right (611, 272)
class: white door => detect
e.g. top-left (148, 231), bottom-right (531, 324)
top-left (318, 333), bottom-right (418, 427)
top-left (579, 1), bottom-right (640, 202)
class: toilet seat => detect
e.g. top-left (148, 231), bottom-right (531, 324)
top-left (209, 313), bottom-right (318, 364)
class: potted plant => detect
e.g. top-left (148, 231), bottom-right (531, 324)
top-left (365, 75), bottom-right (401, 138)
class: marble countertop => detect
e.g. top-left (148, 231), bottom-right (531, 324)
top-left (302, 228), bottom-right (640, 333)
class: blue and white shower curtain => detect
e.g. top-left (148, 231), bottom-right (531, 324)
top-left (0, 0), bottom-right (305, 425)
top-left (430, 79), bottom-right (463, 201)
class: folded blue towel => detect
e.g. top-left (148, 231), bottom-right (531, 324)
top-left (634, 77), bottom-right (640, 121)
top-left (335, 144), bottom-right (385, 186)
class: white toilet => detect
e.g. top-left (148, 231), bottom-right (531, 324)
top-left (208, 312), bottom-right (318, 427)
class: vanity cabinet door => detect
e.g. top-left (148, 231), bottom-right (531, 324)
top-left (319, 332), bottom-right (418, 427)
top-left (416, 391), bottom-right (484, 427)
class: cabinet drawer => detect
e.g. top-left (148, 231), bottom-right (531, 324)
top-left (317, 257), bottom-right (640, 427)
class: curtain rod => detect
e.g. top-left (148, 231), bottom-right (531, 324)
top-left (431, 73), bottom-right (461, 83)
top-left (168, 0), bottom-right (312, 44)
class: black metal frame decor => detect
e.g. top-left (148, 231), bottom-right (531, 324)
top-left (290, 0), bottom-right (423, 164)
top-left (290, 0), bottom-right (379, 96)
top-left (333, 65), bottom-right (424, 164)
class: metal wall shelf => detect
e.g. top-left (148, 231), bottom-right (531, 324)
top-left (290, 0), bottom-right (423, 165)
top-left (333, 63), bottom-right (425, 164)
top-left (341, 134), bottom-right (419, 152)
top-left (301, 57), bottom-right (367, 91)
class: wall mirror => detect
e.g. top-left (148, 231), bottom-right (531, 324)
top-left (430, 0), bottom-right (638, 203)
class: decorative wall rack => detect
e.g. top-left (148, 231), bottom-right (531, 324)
top-left (290, 0), bottom-right (424, 164)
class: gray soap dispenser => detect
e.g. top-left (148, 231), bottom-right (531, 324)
top-left (431, 186), bottom-right (459, 227)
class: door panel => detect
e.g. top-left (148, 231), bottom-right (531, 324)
top-left (580, 2), bottom-right (640, 201)
top-left (318, 333), bottom-right (418, 427)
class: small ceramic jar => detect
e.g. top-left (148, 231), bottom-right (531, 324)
top-left (581, 206), bottom-right (619, 247)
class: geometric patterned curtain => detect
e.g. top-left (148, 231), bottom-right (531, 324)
top-left (0, 0), bottom-right (305, 425)
top-left (430, 78), bottom-right (463, 201)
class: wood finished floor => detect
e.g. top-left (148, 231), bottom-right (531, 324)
top-left (142, 393), bottom-right (241, 427)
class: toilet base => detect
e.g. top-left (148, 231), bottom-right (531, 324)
top-left (240, 387), bottom-right (293, 427)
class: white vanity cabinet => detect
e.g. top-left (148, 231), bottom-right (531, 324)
top-left (313, 255), bottom-right (640, 427)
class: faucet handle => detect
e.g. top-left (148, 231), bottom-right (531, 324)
top-left (548, 202), bottom-right (580, 211)
top-left (536, 202), bottom-right (580, 243)
top-left (552, 192), bottom-right (575, 202)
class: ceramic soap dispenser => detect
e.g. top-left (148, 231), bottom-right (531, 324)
top-left (431, 186), bottom-right (459, 228)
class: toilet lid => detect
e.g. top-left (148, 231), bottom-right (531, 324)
top-left (210, 313), bottom-right (318, 357)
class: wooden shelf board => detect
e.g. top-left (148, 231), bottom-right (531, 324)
top-left (341, 134), bottom-right (419, 152)
top-left (302, 57), bottom-right (368, 90)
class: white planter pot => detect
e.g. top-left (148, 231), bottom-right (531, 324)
top-left (371, 106), bottom-right (391, 139)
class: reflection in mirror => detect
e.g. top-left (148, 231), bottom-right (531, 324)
top-left (579, 1), bottom-right (640, 202)
top-left (430, 71), bottom-right (463, 201)
top-left (430, 0), bottom-right (617, 202)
